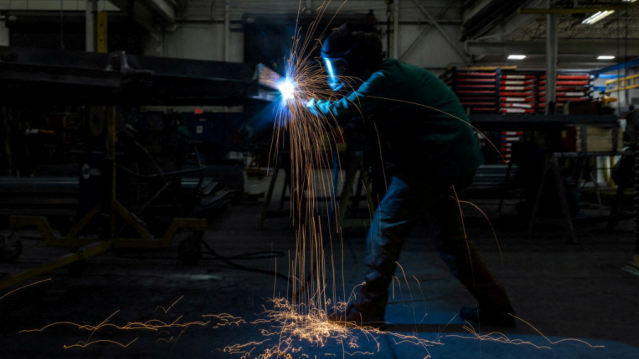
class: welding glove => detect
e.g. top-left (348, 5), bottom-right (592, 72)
top-left (305, 98), bottom-right (320, 116)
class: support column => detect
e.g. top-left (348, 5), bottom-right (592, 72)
top-left (96, 10), bottom-right (108, 53)
top-left (393, 0), bottom-right (399, 59)
top-left (85, 0), bottom-right (96, 52)
top-left (633, 109), bottom-right (639, 270)
top-left (545, 0), bottom-right (557, 114)
top-left (224, 0), bottom-right (231, 62)
top-left (386, 1), bottom-right (392, 58)
top-left (0, 21), bottom-right (8, 47)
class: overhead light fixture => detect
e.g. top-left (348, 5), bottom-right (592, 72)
top-left (582, 1), bottom-right (638, 25)
top-left (598, 55), bottom-right (615, 60)
top-left (507, 55), bottom-right (526, 60)
top-left (582, 10), bottom-right (615, 25)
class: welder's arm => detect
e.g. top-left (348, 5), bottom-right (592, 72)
top-left (305, 72), bottom-right (389, 126)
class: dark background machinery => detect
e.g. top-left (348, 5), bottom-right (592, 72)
top-left (0, 45), bottom-right (282, 282)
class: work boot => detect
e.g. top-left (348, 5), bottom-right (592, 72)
top-left (327, 303), bottom-right (386, 328)
top-left (460, 305), bottom-right (516, 328)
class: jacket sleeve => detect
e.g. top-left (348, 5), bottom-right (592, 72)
top-left (306, 71), bottom-right (389, 126)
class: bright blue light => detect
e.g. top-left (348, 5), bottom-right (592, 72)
top-left (325, 58), bottom-right (335, 79)
top-left (324, 58), bottom-right (342, 91)
top-left (278, 78), bottom-right (296, 102)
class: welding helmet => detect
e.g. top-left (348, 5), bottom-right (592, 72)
top-left (321, 23), bottom-right (384, 91)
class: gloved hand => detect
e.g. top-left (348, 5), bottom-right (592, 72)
top-left (305, 98), bottom-right (321, 116)
top-left (305, 98), bottom-right (316, 108)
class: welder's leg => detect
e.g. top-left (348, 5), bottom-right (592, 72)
top-left (432, 174), bottom-right (513, 311)
top-left (348, 175), bottom-right (448, 321)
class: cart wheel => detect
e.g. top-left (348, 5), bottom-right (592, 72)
top-left (178, 232), bottom-right (203, 265)
top-left (0, 232), bottom-right (22, 263)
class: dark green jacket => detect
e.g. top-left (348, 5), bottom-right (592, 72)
top-left (309, 59), bottom-right (483, 179)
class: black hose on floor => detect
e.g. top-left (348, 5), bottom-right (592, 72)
top-left (201, 240), bottom-right (290, 281)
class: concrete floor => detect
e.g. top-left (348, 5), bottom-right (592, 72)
top-left (1, 173), bottom-right (639, 359)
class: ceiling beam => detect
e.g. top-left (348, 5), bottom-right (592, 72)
top-left (518, 2), bottom-right (639, 15)
top-left (472, 0), bottom-right (545, 41)
top-left (109, 0), bottom-right (178, 41)
top-left (461, 0), bottom-right (529, 40)
top-left (110, 0), bottom-right (176, 25)
top-left (400, 1), bottom-right (455, 60)
top-left (410, 0), bottom-right (471, 64)
top-left (463, 0), bottom-right (496, 21)
top-left (109, 0), bottom-right (161, 40)
top-left (141, 0), bottom-right (177, 24)
top-left (467, 40), bottom-right (639, 58)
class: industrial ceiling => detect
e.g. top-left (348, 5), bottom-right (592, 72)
top-left (462, 0), bottom-right (639, 68)
top-left (2, 0), bottom-right (639, 69)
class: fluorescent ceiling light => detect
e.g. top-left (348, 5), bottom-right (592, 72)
top-left (598, 55), bottom-right (615, 60)
top-left (507, 55), bottom-right (526, 60)
top-left (582, 10), bottom-right (615, 25)
top-left (581, 0), bottom-right (637, 24)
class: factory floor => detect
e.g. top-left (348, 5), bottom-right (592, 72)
top-left (1, 172), bottom-right (639, 359)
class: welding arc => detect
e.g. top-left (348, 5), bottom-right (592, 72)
top-left (200, 241), bottom-right (289, 281)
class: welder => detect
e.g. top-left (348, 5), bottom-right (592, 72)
top-left (306, 23), bottom-right (515, 327)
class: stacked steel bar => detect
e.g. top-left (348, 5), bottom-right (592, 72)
top-left (500, 71), bottom-right (542, 114)
top-left (441, 67), bottom-right (500, 114)
top-left (444, 68), bottom-right (595, 115)
top-left (445, 68), bottom-right (595, 164)
top-left (539, 73), bottom-right (593, 112)
top-left (499, 131), bottom-right (524, 164)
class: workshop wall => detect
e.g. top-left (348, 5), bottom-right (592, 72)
top-left (144, 0), bottom-right (467, 70)
top-left (398, 23), bottom-right (467, 71)
top-left (0, 0), bottom-right (118, 11)
top-left (149, 23), bottom-right (244, 62)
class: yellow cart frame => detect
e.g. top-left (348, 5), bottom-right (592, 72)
top-left (0, 107), bottom-right (208, 291)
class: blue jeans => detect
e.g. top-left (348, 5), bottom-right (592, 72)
top-left (351, 171), bottom-right (512, 319)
